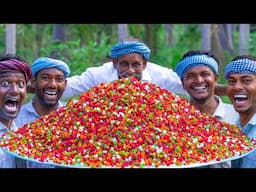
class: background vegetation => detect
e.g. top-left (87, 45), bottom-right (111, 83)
top-left (2, 24), bottom-right (255, 103)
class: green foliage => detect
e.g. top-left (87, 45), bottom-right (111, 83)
top-left (249, 32), bottom-right (256, 55)
top-left (221, 96), bottom-right (231, 104)
top-left (151, 45), bottom-right (188, 69)
top-left (151, 25), bottom-right (201, 69)
top-left (1, 24), bottom-right (246, 108)
top-left (40, 36), bottom-right (112, 76)
top-left (16, 24), bottom-right (53, 64)
top-left (0, 24), bottom-right (5, 53)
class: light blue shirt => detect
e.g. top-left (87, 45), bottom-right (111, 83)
top-left (62, 61), bottom-right (187, 99)
top-left (0, 121), bottom-right (26, 168)
top-left (232, 114), bottom-right (256, 168)
top-left (15, 97), bottom-right (65, 168)
top-left (203, 96), bottom-right (239, 168)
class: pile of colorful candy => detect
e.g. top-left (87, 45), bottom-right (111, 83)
top-left (0, 77), bottom-right (255, 168)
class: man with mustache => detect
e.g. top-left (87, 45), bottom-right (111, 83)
top-left (0, 54), bottom-right (32, 168)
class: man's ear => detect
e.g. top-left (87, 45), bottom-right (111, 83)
top-left (112, 59), bottom-right (118, 69)
top-left (143, 59), bottom-right (147, 70)
top-left (215, 74), bottom-right (219, 83)
top-left (30, 77), bottom-right (36, 89)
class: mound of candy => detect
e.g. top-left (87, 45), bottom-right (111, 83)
top-left (1, 77), bottom-right (255, 168)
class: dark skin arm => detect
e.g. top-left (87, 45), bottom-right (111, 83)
top-left (215, 84), bottom-right (227, 96)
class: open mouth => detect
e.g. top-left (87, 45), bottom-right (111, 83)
top-left (4, 98), bottom-right (18, 113)
top-left (192, 85), bottom-right (207, 94)
top-left (44, 90), bottom-right (58, 100)
top-left (233, 94), bottom-right (248, 106)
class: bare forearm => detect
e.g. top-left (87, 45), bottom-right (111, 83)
top-left (215, 84), bottom-right (227, 96)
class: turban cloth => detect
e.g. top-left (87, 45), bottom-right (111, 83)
top-left (31, 57), bottom-right (70, 78)
top-left (224, 58), bottom-right (256, 79)
top-left (175, 54), bottom-right (219, 78)
top-left (110, 41), bottom-right (151, 60)
top-left (0, 59), bottom-right (32, 83)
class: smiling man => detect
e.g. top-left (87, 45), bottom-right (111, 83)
top-left (0, 54), bottom-right (32, 168)
top-left (225, 55), bottom-right (256, 168)
top-left (175, 50), bottom-right (239, 168)
top-left (15, 57), bottom-right (70, 168)
top-left (60, 40), bottom-right (188, 99)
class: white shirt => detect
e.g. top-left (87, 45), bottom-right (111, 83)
top-left (62, 61), bottom-right (187, 99)
top-left (213, 96), bottom-right (239, 124)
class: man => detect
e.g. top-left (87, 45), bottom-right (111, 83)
top-left (0, 54), bottom-right (32, 168)
top-left (60, 40), bottom-right (226, 99)
top-left (175, 50), bottom-right (239, 168)
top-left (15, 57), bottom-right (70, 168)
top-left (224, 55), bottom-right (256, 168)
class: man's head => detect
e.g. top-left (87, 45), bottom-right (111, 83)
top-left (110, 41), bottom-right (151, 80)
top-left (175, 50), bottom-right (219, 103)
top-left (0, 54), bottom-right (32, 124)
top-left (224, 55), bottom-right (256, 114)
top-left (31, 57), bottom-right (70, 107)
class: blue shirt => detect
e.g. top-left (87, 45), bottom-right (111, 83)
top-left (62, 61), bottom-right (187, 99)
top-left (15, 97), bottom-right (65, 168)
top-left (0, 121), bottom-right (26, 168)
top-left (232, 114), bottom-right (256, 168)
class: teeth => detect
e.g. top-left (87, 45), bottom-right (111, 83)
top-left (194, 86), bottom-right (205, 90)
top-left (9, 98), bottom-right (18, 102)
top-left (234, 95), bottom-right (247, 99)
top-left (45, 91), bottom-right (57, 95)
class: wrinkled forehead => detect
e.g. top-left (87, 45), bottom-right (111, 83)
top-left (0, 71), bottom-right (25, 79)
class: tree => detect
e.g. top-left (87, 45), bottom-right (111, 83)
top-left (5, 24), bottom-right (16, 54)
top-left (201, 24), bottom-right (211, 50)
top-left (211, 24), bottom-right (226, 81)
top-left (51, 24), bottom-right (66, 58)
top-left (239, 24), bottom-right (250, 55)
top-left (118, 24), bottom-right (129, 41)
top-left (164, 24), bottom-right (175, 46)
top-left (217, 24), bottom-right (235, 56)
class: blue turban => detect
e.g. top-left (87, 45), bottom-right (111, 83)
top-left (224, 58), bottom-right (256, 79)
top-left (175, 54), bottom-right (218, 78)
top-left (31, 57), bottom-right (70, 78)
top-left (110, 41), bottom-right (151, 60)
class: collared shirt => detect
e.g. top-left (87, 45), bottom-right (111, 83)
top-left (205, 96), bottom-right (239, 168)
top-left (213, 96), bottom-right (239, 124)
top-left (232, 114), bottom-right (256, 168)
top-left (0, 121), bottom-right (26, 168)
top-left (15, 97), bottom-right (65, 168)
top-left (62, 61), bottom-right (187, 99)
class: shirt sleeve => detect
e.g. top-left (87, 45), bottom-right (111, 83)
top-left (61, 69), bottom-right (95, 99)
